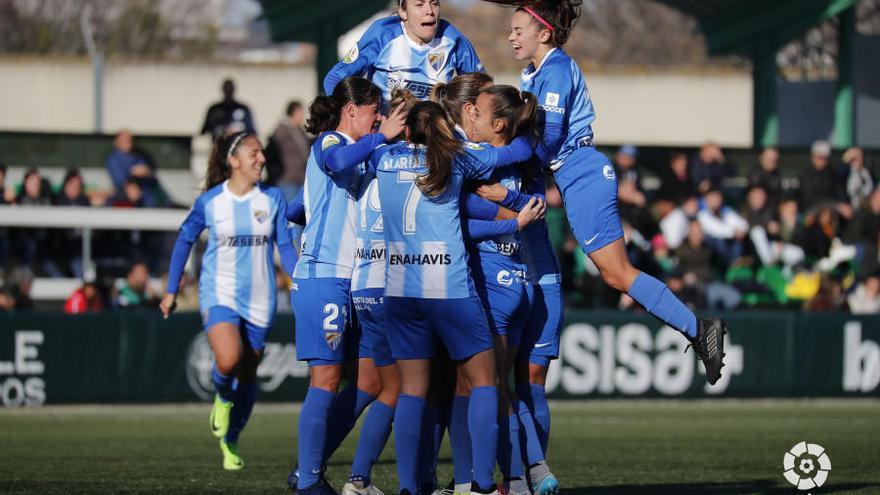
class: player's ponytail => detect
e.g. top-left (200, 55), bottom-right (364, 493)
top-left (430, 72), bottom-right (494, 127)
top-left (484, 0), bottom-right (582, 46)
top-left (306, 76), bottom-right (382, 135)
top-left (480, 85), bottom-right (538, 142)
top-left (407, 101), bottom-right (462, 197)
top-left (205, 131), bottom-right (252, 191)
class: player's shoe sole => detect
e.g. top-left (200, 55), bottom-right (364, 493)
top-left (688, 318), bottom-right (727, 385)
top-left (209, 394), bottom-right (233, 438)
top-left (219, 438), bottom-right (243, 470)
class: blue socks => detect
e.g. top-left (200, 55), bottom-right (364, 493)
top-left (225, 382), bottom-right (256, 444)
top-left (417, 406), bottom-right (440, 490)
top-left (351, 400), bottom-right (394, 482)
top-left (468, 386), bottom-right (498, 491)
top-left (450, 395), bottom-right (473, 485)
top-left (628, 272), bottom-right (698, 338)
top-left (211, 366), bottom-right (234, 403)
top-left (516, 399), bottom-right (545, 465)
top-left (527, 384), bottom-right (551, 455)
top-left (324, 386), bottom-right (376, 461)
top-left (298, 387), bottom-right (334, 489)
top-left (395, 394), bottom-right (426, 494)
top-left (498, 412), bottom-right (525, 481)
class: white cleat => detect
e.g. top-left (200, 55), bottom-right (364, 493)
top-left (342, 481), bottom-right (385, 495)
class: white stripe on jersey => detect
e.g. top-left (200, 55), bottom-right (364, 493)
top-left (212, 195), bottom-right (238, 311)
top-left (421, 241), bottom-right (449, 299)
top-left (386, 241), bottom-right (407, 297)
top-left (247, 192), bottom-right (272, 324)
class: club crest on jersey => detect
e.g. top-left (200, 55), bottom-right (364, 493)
top-left (428, 51), bottom-right (446, 73)
top-left (344, 45), bottom-right (359, 64)
top-left (463, 142), bottom-right (484, 151)
top-left (325, 331), bottom-right (343, 351)
top-left (603, 164), bottom-right (616, 180)
top-left (321, 134), bottom-right (341, 150)
top-left (387, 71), bottom-right (406, 90)
top-left (253, 209), bottom-right (268, 224)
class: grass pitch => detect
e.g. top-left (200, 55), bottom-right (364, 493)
top-left (1, 400), bottom-right (878, 494)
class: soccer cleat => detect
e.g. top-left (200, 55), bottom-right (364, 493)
top-left (342, 480), bottom-right (385, 495)
top-left (452, 482), bottom-right (471, 495)
top-left (288, 469), bottom-right (300, 493)
top-left (531, 474), bottom-right (559, 495)
top-left (209, 394), bottom-right (233, 438)
top-left (298, 477), bottom-right (338, 495)
top-left (219, 438), bottom-right (244, 471)
top-left (686, 318), bottom-right (727, 386)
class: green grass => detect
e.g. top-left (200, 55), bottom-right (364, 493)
top-left (1, 400), bottom-right (879, 494)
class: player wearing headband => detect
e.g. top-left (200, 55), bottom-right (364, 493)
top-left (160, 132), bottom-right (297, 471)
top-left (324, 0), bottom-right (484, 103)
top-left (485, 0), bottom-right (729, 478)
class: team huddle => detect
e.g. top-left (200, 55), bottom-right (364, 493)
top-left (159, 1), bottom-right (729, 495)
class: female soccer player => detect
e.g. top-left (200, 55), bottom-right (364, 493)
top-left (487, 0), bottom-right (727, 413)
top-left (375, 101), bottom-right (533, 495)
top-left (160, 132), bottom-right (297, 471)
top-left (324, 0), bottom-right (484, 103)
top-left (290, 76), bottom-right (406, 495)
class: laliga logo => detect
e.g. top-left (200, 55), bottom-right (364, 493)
top-left (602, 165), bottom-right (616, 181)
top-left (783, 442), bottom-right (831, 491)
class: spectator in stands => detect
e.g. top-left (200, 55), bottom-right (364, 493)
top-left (0, 288), bottom-right (14, 312)
top-left (656, 151), bottom-right (696, 205)
top-left (697, 189), bottom-right (749, 265)
top-left (110, 178), bottom-right (146, 208)
top-left (54, 168), bottom-right (89, 207)
top-left (8, 266), bottom-right (34, 311)
top-left (743, 186), bottom-right (805, 268)
top-left (748, 147), bottom-right (782, 206)
top-left (49, 168), bottom-right (89, 277)
top-left (16, 167), bottom-right (51, 206)
top-left (777, 198), bottom-right (802, 245)
top-left (615, 145), bottom-right (653, 235)
top-left (690, 142), bottom-right (732, 195)
top-left (799, 140), bottom-right (852, 218)
top-left (13, 168), bottom-right (55, 275)
top-left (674, 220), bottom-right (740, 310)
top-left (0, 163), bottom-right (9, 204)
top-left (848, 274), bottom-right (880, 314)
top-left (844, 187), bottom-right (880, 246)
top-left (64, 278), bottom-right (103, 314)
top-left (106, 131), bottom-right (168, 207)
top-left (115, 262), bottom-right (158, 308)
top-left (660, 195), bottom-right (699, 250)
top-left (842, 147), bottom-right (874, 208)
top-left (201, 78), bottom-right (256, 140)
top-left (806, 274), bottom-right (846, 311)
top-left (799, 205), bottom-right (837, 260)
top-left (265, 100), bottom-right (311, 200)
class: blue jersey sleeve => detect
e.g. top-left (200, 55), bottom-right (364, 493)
top-left (534, 64), bottom-right (574, 162)
top-left (458, 138), bottom-right (534, 180)
top-left (273, 190), bottom-right (297, 277)
top-left (464, 219), bottom-right (518, 242)
top-left (286, 188), bottom-right (306, 225)
top-left (323, 18), bottom-right (389, 95)
top-left (166, 197), bottom-right (206, 294)
top-left (462, 192), bottom-right (499, 220)
top-left (319, 132), bottom-right (385, 174)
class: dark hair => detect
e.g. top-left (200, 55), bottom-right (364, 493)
top-left (430, 72), bottom-right (494, 126)
top-left (407, 101), bottom-right (462, 197)
top-left (388, 88), bottom-right (420, 142)
top-left (479, 85), bottom-right (537, 142)
top-left (286, 100), bottom-right (303, 117)
top-left (485, 0), bottom-right (582, 46)
top-left (306, 77), bottom-right (382, 135)
top-left (205, 132), bottom-right (254, 191)
top-left (62, 167), bottom-right (82, 187)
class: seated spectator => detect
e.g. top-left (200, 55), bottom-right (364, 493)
top-left (690, 142), bottom-right (732, 195)
top-left (675, 220), bottom-right (741, 310)
top-left (7, 266), bottom-right (34, 311)
top-left (806, 274), bottom-right (846, 311)
top-left (201, 78), bottom-right (257, 140)
top-left (743, 186), bottom-right (805, 268)
top-left (798, 205), bottom-right (837, 260)
top-left (844, 187), bottom-right (880, 246)
top-left (748, 147), bottom-right (782, 206)
top-left (13, 169), bottom-right (54, 275)
top-left (50, 169), bottom-right (89, 278)
top-left (848, 274), bottom-right (880, 314)
top-left (799, 140), bottom-right (852, 218)
top-left (64, 279), bottom-right (103, 314)
top-left (110, 179), bottom-right (145, 208)
top-left (615, 145), bottom-right (654, 235)
top-left (16, 168), bottom-right (52, 206)
top-left (115, 262), bottom-right (158, 308)
top-left (777, 198), bottom-right (802, 245)
top-left (656, 151), bottom-right (696, 205)
top-left (697, 189), bottom-right (749, 264)
top-left (53, 168), bottom-right (90, 207)
top-left (843, 147), bottom-right (874, 209)
top-left (106, 131), bottom-right (168, 207)
top-left (660, 195), bottom-right (699, 250)
top-left (0, 288), bottom-right (14, 312)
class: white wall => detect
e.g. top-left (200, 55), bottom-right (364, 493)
top-left (0, 57), bottom-right (752, 147)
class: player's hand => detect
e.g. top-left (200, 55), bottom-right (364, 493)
top-left (159, 294), bottom-right (177, 320)
top-left (516, 197), bottom-right (546, 230)
top-left (379, 103), bottom-right (408, 141)
top-left (476, 182), bottom-right (508, 203)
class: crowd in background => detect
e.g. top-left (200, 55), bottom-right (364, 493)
top-left (0, 79), bottom-right (877, 315)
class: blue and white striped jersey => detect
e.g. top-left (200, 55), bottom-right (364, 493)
top-left (178, 181), bottom-right (291, 328)
top-left (351, 171), bottom-right (386, 291)
top-left (376, 142), bottom-right (503, 299)
top-left (521, 48), bottom-right (596, 169)
top-left (325, 16), bottom-right (483, 103)
top-left (294, 131), bottom-right (371, 280)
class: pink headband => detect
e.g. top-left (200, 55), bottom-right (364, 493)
top-left (522, 6), bottom-right (554, 32)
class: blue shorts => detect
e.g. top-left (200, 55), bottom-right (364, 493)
top-left (291, 277), bottom-right (351, 365)
top-left (352, 288), bottom-right (395, 367)
top-left (518, 282), bottom-right (564, 367)
top-left (203, 305), bottom-right (270, 351)
top-left (386, 296), bottom-right (492, 361)
top-left (554, 146), bottom-right (624, 255)
top-left (471, 256), bottom-right (532, 349)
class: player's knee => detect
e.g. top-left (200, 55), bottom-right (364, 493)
top-left (214, 353), bottom-right (239, 375)
top-left (358, 373), bottom-right (383, 397)
top-left (529, 364), bottom-right (548, 385)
